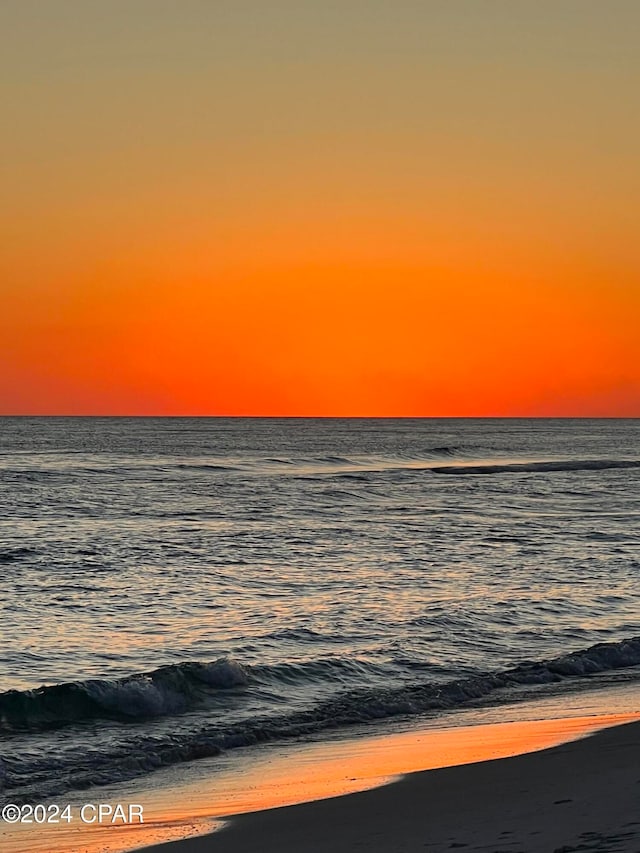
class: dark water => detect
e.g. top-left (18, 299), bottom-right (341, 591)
top-left (0, 418), bottom-right (639, 801)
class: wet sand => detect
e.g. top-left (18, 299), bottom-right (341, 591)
top-left (3, 712), bottom-right (638, 853)
top-left (141, 717), bottom-right (640, 853)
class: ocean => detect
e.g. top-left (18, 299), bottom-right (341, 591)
top-left (1, 417), bottom-right (639, 805)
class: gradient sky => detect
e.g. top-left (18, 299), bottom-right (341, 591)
top-left (1, 0), bottom-right (638, 415)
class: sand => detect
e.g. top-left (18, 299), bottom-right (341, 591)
top-left (141, 719), bottom-right (640, 853)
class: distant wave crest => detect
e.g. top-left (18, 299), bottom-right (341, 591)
top-left (0, 547), bottom-right (35, 564)
top-left (431, 459), bottom-right (640, 476)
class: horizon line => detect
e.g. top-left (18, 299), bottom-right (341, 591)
top-left (0, 414), bottom-right (638, 420)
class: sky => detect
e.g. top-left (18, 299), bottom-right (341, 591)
top-left (1, 0), bottom-right (638, 416)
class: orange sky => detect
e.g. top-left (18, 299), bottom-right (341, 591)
top-left (1, 1), bottom-right (638, 416)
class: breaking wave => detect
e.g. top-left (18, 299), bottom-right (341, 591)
top-left (0, 659), bottom-right (249, 732)
top-left (2, 636), bottom-right (640, 801)
top-left (3, 637), bottom-right (640, 735)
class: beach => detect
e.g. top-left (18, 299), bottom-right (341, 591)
top-left (143, 718), bottom-right (640, 853)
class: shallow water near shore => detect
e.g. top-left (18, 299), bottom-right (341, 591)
top-left (2, 681), bottom-right (639, 853)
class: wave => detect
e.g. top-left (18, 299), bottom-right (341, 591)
top-left (431, 459), bottom-right (640, 476)
top-left (0, 547), bottom-right (35, 564)
top-left (0, 448), bottom-right (473, 482)
top-left (4, 451), bottom-right (635, 482)
top-left (0, 656), bottom-right (403, 733)
top-left (298, 456), bottom-right (640, 481)
top-left (174, 463), bottom-right (239, 472)
top-left (2, 636), bottom-right (640, 801)
top-left (133, 452), bottom-right (466, 475)
top-left (262, 628), bottom-right (356, 644)
top-left (0, 469), bottom-right (67, 481)
top-left (3, 636), bottom-right (640, 736)
top-left (0, 659), bottom-right (249, 732)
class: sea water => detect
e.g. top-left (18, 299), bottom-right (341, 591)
top-left (0, 417), bottom-right (638, 802)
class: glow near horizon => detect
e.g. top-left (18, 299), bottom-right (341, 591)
top-left (1, 1), bottom-right (638, 415)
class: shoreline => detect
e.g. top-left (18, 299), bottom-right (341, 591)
top-left (3, 704), bottom-right (638, 853)
top-left (141, 717), bottom-right (640, 853)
